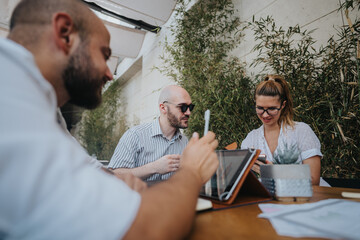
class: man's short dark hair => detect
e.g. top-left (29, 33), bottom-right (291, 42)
top-left (10, 0), bottom-right (90, 40)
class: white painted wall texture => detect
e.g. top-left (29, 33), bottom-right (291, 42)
top-left (115, 0), bottom-right (358, 127)
top-left (233, 0), bottom-right (350, 71)
top-left (0, 27), bottom-right (7, 38)
top-left (113, 19), bottom-right (179, 127)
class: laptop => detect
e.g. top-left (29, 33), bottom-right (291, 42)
top-left (199, 149), bottom-right (257, 201)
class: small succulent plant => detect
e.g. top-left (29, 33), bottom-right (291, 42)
top-left (273, 141), bottom-right (300, 164)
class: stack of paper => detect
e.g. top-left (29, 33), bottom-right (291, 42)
top-left (258, 199), bottom-right (360, 239)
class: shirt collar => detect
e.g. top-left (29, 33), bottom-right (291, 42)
top-left (151, 117), bottom-right (183, 140)
top-left (0, 38), bottom-right (57, 111)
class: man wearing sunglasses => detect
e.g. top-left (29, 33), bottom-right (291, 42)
top-left (108, 85), bottom-right (195, 182)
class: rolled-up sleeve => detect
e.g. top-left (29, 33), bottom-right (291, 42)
top-left (297, 123), bottom-right (323, 161)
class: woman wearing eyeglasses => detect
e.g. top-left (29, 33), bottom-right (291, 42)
top-left (241, 75), bottom-right (322, 185)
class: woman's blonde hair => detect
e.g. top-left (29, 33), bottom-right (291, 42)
top-left (254, 75), bottom-right (294, 128)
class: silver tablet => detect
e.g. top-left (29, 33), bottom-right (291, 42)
top-left (199, 148), bottom-right (256, 201)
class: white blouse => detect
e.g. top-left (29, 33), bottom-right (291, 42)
top-left (241, 122), bottom-right (323, 164)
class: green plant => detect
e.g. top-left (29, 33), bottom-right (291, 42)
top-left (76, 79), bottom-right (128, 160)
top-left (273, 141), bottom-right (301, 165)
top-left (160, 0), bottom-right (359, 178)
top-left (249, 10), bottom-right (360, 178)
top-left (159, 0), bottom-right (257, 148)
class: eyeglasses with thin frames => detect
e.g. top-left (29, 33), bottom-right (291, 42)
top-left (163, 101), bottom-right (195, 113)
top-left (255, 105), bottom-right (282, 116)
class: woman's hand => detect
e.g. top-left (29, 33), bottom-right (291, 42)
top-left (252, 159), bottom-right (272, 175)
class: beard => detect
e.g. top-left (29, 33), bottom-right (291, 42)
top-left (167, 107), bottom-right (189, 129)
top-left (62, 43), bottom-right (105, 109)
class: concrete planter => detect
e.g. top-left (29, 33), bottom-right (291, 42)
top-left (260, 164), bottom-right (313, 201)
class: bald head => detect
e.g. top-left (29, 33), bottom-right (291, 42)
top-left (9, 0), bottom-right (100, 46)
top-left (159, 85), bottom-right (193, 130)
top-left (158, 85), bottom-right (191, 105)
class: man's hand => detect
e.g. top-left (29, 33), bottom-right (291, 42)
top-left (181, 132), bottom-right (219, 184)
top-left (152, 154), bottom-right (181, 174)
top-left (123, 132), bottom-right (218, 240)
top-left (113, 172), bottom-right (147, 193)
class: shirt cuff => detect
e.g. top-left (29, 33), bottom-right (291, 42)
top-left (301, 148), bottom-right (323, 161)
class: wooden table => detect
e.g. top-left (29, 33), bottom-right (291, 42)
top-left (187, 186), bottom-right (360, 240)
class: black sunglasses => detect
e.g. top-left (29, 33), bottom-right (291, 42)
top-left (163, 101), bottom-right (195, 113)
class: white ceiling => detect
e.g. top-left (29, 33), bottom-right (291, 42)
top-left (104, 20), bottom-right (146, 58)
top-left (0, 0), bottom-right (19, 29)
top-left (85, 0), bottom-right (177, 26)
top-left (0, 0), bottom-right (176, 61)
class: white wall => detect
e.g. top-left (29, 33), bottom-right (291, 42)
top-left (115, 0), bottom-right (358, 126)
top-left (233, 0), bottom-right (354, 74)
top-left (0, 27), bottom-right (8, 37)
top-left (114, 15), bottom-right (179, 127)
top-left (0, 0), bottom-right (20, 37)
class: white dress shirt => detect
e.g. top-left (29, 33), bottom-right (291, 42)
top-left (0, 38), bottom-right (140, 240)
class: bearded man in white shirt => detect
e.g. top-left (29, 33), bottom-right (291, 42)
top-left (0, 0), bottom-right (219, 239)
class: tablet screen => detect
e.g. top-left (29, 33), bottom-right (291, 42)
top-left (199, 149), bottom-right (255, 201)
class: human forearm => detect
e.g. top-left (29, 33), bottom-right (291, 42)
top-left (123, 167), bottom-right (201, 240)
top-left (110, 154), bottom-right (181, 179)
top-left (303, 156), bottom-right (321, 185)
top-left (110, 165), bottom-right (156, 179)
top-left (101, 167), bottom-right (115, 175)
top-left (103, 168), bottom-right (147, 192)
top-left (123, 132), bottom-right (219, 240)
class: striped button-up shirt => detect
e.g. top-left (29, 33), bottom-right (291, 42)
top-left (108, 118), bottom-right (188, 181)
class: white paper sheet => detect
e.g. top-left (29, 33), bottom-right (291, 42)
top-left (258, 199), bottom-right (360, 240)
top-left (196, 198), bottom-right (212, 211)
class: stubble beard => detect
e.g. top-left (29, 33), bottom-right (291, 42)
top-left (62, 42), bottom-right (104, 110)
top-left (167, 107), bottom-right (188, 129)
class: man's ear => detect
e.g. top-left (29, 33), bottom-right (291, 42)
top-left (159, 103), bottom-right (167, 114)
top-left (52, 12), bottom-right (76, 55)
